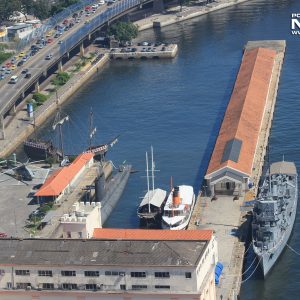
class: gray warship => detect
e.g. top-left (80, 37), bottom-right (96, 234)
top-left (252, 161), bottom-right (298, 277)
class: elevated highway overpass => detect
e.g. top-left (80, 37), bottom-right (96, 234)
top-left (0, 0), bottom-right (159, 138)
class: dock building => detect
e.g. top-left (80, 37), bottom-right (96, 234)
top-left (0, 229), bottom-right (217, 300)
top-left (59, 201), bottom-right (101, 239)
top-left (34, 153), bottom-right (94, 203)
top-left (204, 47), bottom-right (276, 197)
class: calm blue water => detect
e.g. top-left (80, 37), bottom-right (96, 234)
top-left (32, 0), bottom-right (300, 298)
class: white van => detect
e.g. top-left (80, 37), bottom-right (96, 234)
top-left (9, 75), bottom-right (18, 84)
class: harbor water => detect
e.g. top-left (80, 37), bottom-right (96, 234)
top-left (32, 0), bottom-right (300, 298)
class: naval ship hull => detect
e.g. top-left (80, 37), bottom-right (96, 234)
top-left (99, 165), bottom-right (131, 226)
top-left (256, 200), bottom-right (297, 277)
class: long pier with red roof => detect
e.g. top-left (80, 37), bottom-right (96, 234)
top-left (188, 40), bottom-right (286, 299)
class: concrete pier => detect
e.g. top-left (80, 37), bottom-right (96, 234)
top-left (188, 40), bottom-right (286, 299)
top-left (110, 44), bottom-right (178, 59)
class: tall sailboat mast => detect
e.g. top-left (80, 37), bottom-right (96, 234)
top-left (146, 151), bottom-right (150, 213)
top-left (151, 146), bottom-right (155, 192)
top-left (52, 108), bottom-right (69, 159)
top-left (89, 108), bottom-right (97, 149)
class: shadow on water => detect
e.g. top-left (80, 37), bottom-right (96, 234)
top-left (192, 61), bottom-right (242, 194)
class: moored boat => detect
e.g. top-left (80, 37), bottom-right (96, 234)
top-left (137, 147), bottom-right (167, 226)
top-left (252, 160), bottom-right (298, 277)
top-left (162, 185), bottom-right (195, 230)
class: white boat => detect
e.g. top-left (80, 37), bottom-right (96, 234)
top-left (137, 147), bottom-right (167, 223)
top-left (162, 185), bottom-right (195, 230)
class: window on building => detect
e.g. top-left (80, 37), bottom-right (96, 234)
top-left (62, 283), bottom-right (77, 290)
top-left (15, 270), bottom-right (30, 276)
top-left (132, 285), bottom-right (147, 290)
top-left (67, 232), bottom-right (71, 238)
top-left (38, 270), bottom-right (53, 277)
top-left (61, 270), bottom-right (76, 276)
top-left (155, 285), bottom-right (170, 289)
top-left (105, 271), bottom-right (124, 276)
top-left (42, 283), bottom-right (54, 290)
top-left (120, 284), bottom-right (126, 290)
top-left (7, 282), bottom-right (12, 289)
top-left (154, 272), bottom-right (170, 278)
top-left (78, 232), bottom-right (82, 238)
top-left (16, 283), bottom-right (31, 289)
top-left (131, 272), bottom-right (146, 278)
top-left (84, 271), bottom-right (99, 277)
top-left (185, 272), bottom-right (192, 279)
top-left (85, 284), bottom-right (97, 290)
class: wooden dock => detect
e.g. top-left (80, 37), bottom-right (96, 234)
top-left (188, 40), bottom-right (286, 299)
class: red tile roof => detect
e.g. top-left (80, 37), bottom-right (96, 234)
top-left (35, 153), bottom-right (94, 197)
top-left (92, 228), bottom-right (213, 240)
top-left (206, 47), bottom-right (276, 177)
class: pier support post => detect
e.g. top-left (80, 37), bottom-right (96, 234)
top-left (80, 43), bottom-right (85, 56)
top-left (0, 115), bottom-right (5, 140)
top-left (58, 60), bottom-right (63, 72)
top-left (9, 104), bottom-right (16, 116)
top-left (153, 0), bottom-right (164, 13)
top-left (88, 33), bottom-right (91, 40)
top-left (35, 82), bottom-right (40, 93)
top-left (66, 51), bottom-right (70, 59)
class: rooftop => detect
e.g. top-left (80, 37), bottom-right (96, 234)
top-left (92, 228), bottom-right (213, 240)
top-left (35, 153), bottom-right (94, 197)
top-left (0, 238), bottom-right (208, 267)
top-left (205, 47), bottom-right (276, 177)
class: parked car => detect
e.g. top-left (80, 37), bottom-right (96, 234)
top-left (21, 68), bottom-right (28, 74)
top-left (58, 40), bottom-right (63, 44)
top-left (0, 66), bottom-right (5, 71)
top-left (45, 54), bottom-right (53, 60)
top-left (18, 51), bottom-right (25, 57)
top-left (0, 74), bottom-right (5, 80)
top-left (22, 56), bottom-right (28, 62)
top-left (25, 73), bottom-right (32, 79)
top-left (47, 38), bottom-right (53, 43)
top-left (5, 69), bottom-right (11, 74)
top-left (17, 61), bottom-right (23, 67)
top-left (11, 64), bottom-right (16, 70)
top-left (142, 41), bottom-right (149, 46)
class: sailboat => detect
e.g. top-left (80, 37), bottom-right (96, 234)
top-left (24, 108), bottom-right (68, 161)
top-left (137, 146), bottom-right (167, 226)
top-left (84, 108), bottom-right (119, 161)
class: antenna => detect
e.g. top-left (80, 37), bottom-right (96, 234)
top-left (146, 151), bottom-right (150, 213)
top-left (267, 145), bottom-right (271, 195)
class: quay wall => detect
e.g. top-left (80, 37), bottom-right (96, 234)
top-left (0, 54), bottom-right (109, 158)
top-left (136, 0), bottom-right (254, 31)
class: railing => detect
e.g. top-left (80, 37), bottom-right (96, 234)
top-left (15, 0), bottom-right (98, 51)
top-left (59, 0), bottom-right (142, 56)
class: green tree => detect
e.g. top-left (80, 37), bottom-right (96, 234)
top-left (52, 72), bottom-right (70, 86)
top-left (107, 22), bottom-right (138, 43)
top-left (0, 0), bottom-right (21, 22)
top-left (32, 92), bottom-right (47, 105)
top-left (31, 0), bottom-right (51, 20)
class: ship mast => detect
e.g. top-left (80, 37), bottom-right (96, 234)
top-left (146, 151), bottom-right (150, 213)
top-left (52, 108), bottom-right (69, 160)
top-left (88, 107), bottom-right (97, 149)
top-left (151, 146), bottom-right (155, 192)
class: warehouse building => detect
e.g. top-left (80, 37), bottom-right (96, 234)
top-left (205, 47), bottom-right (276, 197)
top-left (0, 229), bottom-right (217, 300)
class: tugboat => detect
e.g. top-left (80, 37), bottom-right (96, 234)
top-left (162, 184), bottom-right (195, 230)
top-left (137, 147), bottom-right (167, 227)
top-left (252, 160), bottom-right (298, 277)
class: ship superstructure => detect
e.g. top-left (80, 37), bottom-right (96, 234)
top-left (252, 161), bottom-right (298, 276)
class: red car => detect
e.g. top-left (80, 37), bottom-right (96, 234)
top-left (5, 62), bottom-right (12, 68)
top-left (62, 19), bottom-right (69, 25)
top-left (47, 38), bottom-right (53, 43)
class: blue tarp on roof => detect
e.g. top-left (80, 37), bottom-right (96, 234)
top-left (215, 262), bottom-right (224, 285)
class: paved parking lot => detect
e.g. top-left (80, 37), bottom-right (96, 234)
top-left (0, 165), bottom-right (50, 237)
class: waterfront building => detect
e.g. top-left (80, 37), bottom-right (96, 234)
top-left (34, 153), bottom-right (94, 203)
top-left (7, 23), bottom-right (33, 40)
top-left (59, 201), bottom-right (102, 239)
top-left (0, 229), bottom-right (217, 300)
top-left (204, 47), bottom-right (276, 197)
